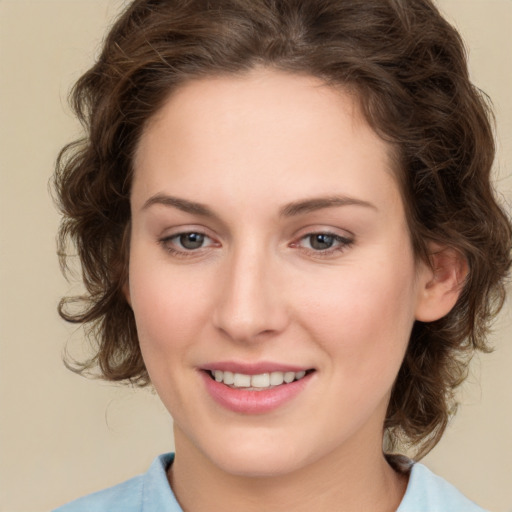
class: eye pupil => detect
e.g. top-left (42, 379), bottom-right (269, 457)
top-left (179, 233), bottom-right (205, 249)
top-left (310, 234), bottom-right (334, 250)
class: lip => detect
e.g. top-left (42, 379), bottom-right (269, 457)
top-left (201, 361), bottom-right (311, 375)
top-left (199, 365), bottom-right (315, 414)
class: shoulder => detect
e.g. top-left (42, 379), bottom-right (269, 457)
top-left (52, 474), bottom-right (144, 512)
top-left (397, 462), bottom-right (488, 512)
top-left (52, 453), bottom-right (182, 512)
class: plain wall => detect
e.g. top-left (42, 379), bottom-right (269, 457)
top-left (0, 1), bottom-right (510, 511)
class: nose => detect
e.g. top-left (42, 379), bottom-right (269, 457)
top-left (212, 245), bottom-right (289, 343)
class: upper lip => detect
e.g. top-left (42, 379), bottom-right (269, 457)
top-left (200, 361), bottom-right (313, 375)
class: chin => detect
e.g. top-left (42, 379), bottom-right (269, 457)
top-left (212, 448), bottom-right (304, 478)
top-left (197, 428), bottom-right (316, 478)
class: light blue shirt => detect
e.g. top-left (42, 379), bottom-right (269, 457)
top-left (54, 453), bottom-right (488, 512)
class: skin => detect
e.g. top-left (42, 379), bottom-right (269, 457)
top-left (127, 68), bottom-right (463, 512)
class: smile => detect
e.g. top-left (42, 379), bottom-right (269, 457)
top-left (209, 370), bottom-right (309, 389)
top-left (201, 366), bottom-right (315, 414)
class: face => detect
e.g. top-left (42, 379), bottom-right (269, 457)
top-left (128, 68), bottom-right (431, 477)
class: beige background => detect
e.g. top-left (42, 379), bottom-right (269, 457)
top-left (0, 0), bottom-right (511, 511)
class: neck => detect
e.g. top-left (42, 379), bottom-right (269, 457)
top-left (168, 427), bottom-right (408, 512)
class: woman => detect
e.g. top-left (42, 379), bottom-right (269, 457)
top-left (53, 0), bottom-right (511, 510)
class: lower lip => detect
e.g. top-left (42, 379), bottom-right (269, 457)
top-left (200, 371), bottom-right (314, 414)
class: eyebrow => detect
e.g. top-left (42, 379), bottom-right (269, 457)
top-left (141, 193), bottom-right (377, 217)
top-left (142, 194), bottom-right (218, 218)
top-left (279, 196), bottom-right (377, 217)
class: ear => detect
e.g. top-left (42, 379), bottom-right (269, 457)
top-left (415, 244), bottom-right (468, 322)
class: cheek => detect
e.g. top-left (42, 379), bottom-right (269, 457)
top-left (292, 257), bottom-right (417, 372)
top-left (128, 254), bottom-right (210, 359)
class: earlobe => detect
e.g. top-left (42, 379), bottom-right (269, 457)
top-left (415, 244), bottom-right (468, 322)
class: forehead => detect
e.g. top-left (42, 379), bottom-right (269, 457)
top-left (136, 68), bottom-right (393, 158)
top-left (132, 68), bottom-right (401, 217)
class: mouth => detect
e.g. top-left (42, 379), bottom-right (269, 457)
top-left (200, 365), bottom-right (316, 414)
top-left (204, 369), bottom-right (315, 391)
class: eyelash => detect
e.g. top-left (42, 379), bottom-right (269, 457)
top-left (159, 231), bottom-right (354, 258)
top-left (159, 232), bottom-right (218, 258)
top-left (292, 232), bottom-right (354, 257)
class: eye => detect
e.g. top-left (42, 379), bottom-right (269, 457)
top-left (293, 232), bottom-right (354, 255)
top-left (306, 233), bottom-right (338, 251)
top-left (175, 232), bottom-right (207, 250)
top-left (159, 231), bottom-right (218, 255)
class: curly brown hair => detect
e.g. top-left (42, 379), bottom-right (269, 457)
top-left (54, 0), bottom-right (511, 460)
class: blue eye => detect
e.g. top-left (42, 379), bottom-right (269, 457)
top-left (160, 231), bottom-right (216, 255)
top-left (298, 232), bottom-right (353, 253)
top-left (308, 234), bottom-right (337, 250)
top-left (176, 232), bottom-right (206, 250)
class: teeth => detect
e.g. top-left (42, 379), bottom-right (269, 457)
top-left (210, 370), bottom-right (309, 388)
top-left (283, 371), bottom-right (295, 383)
top-left (223, 371), bottom-right (234, 385)
top-left (233, 373), bottom-right (251, 387)
top-left (270, 371), bottom-right (284, 386)
top-left (251, 373), bottom-right (270, 388)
